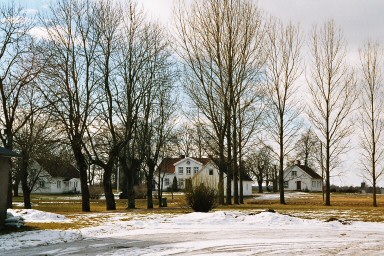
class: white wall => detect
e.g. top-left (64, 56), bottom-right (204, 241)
top-left (284, 166), bottom-right (322, 192)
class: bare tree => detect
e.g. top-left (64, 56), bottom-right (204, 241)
top-left (0, 3), bottom-right (43, 208)
top-left (136, 23), bottom-right (177, 209)
top-left (114, 2), bottom-right (166, 209)
top-left (175, 0), bottom-right (266, 205)
top-left (265, 20), bottom-right (303, 204)
top-left (294, 128), bottom-right (320, 169)
top-left (40, 0), bottom-right (99, 212)
top-left (308, 20), bottom-right (357, 206)
top-left (84, 0), bottom-right (124, 211)
top-left (247, 145), bottom-right (274, 193)
top-left (359, 40), bottom-right (384, 207)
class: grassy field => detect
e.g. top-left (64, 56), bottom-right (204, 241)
top-left (7, 192), bottom-right (384, 233)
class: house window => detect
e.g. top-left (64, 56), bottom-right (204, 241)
top-left (209, 169), bottom-right (213, 175)
top-left (74, 181), bottom-right (78, 188)
top-left (178, 178), bottom-right (184, 188)
top-left (39, 180), bottom-right (45, 188)
top-left (57, 180), bottom-right (61, 189)
top-left (64, 181), bottom-right (69, 188)
top-left (291, 171), bottom-right (297, 177)
top-left (186, 167), bottom-right (191, 175)
top-left (194, 167), bottom-right (199, 174)
top-left (312, 181), bottom-right (316, 188)
top-left (284, 181), bottom-right (288, 188)
top-left (164, 178), bottom-right (170, 186)
top-left (317, 181), bottom-right (322, 188)
top-left (178, 167), bottom-right (183, 174)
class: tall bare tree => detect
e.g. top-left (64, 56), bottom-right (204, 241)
top-left (84, 0), bottom-right (124, 211)
top-left (308, 20), bottom-right (357, 206)
top-left (40, 0), bottom-right (99, 211)
top-left (265, 20), bottom-right (302, 205)
top-left (0, 3), bottom-right (43, 208)
top-left (359, 40), bottom-right (384, 207)
top-left (175, 0), bottom-right (266, 205)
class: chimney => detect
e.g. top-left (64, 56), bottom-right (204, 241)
top-left (180, 155), bottom-right (185, 159)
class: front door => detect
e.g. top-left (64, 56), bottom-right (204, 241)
top-left (296, 181), bottom-right (301, 190)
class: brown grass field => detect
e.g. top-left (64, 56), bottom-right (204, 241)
top-left (6, 192), bottom-right (384, 233)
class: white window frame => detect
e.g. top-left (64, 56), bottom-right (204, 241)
top-left (186, 167), bottom-right (191, 175)
top-left (164, 178), bottom-right (170, 186)
top-left (291, 171), bottom-right (297, 177)
top-left (194, 167), bottom-right (199, 174)
top-left (39, 180), bottom-right (45, 188)
top-left (57, 180), bottom-right (61, 189)
top-left (284, 181), bottom-right (288, 188)
top-left (178, 167), bottom-right (183, 174)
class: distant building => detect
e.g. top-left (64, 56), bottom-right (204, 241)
top-left (19, 159), bottom-right (81, 194)
top-left (283, 161), bottom-right (323, 191)
top-left (158, 156), bottom-right (253, 196)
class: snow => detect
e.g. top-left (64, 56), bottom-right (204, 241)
top-left (2, 209), bottom-right (384, 255)
top-left (7, 209), bottom-right (71, 223)
top-left (253, 192), bottom-right (317, 200)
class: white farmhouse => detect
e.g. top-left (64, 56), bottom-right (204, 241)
top-left (158, 156), bottom-right (253, 196)
top-left (283, 162), bottom-right (323, 192)
top-left (19, 159), bottom-right (81, 194)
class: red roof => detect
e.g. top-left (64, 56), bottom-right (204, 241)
top-left (158, 157), bottom-right (210, 173)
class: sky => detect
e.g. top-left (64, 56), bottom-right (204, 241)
top-left (16, 0), bottom-right (384, 186)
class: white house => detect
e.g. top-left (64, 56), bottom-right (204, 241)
top-left (158, 156), bottom-right (253, 196)
top-left (19, 159), bottom-right (81, 194)
top-left (283, 163), bottom-right (323, 192)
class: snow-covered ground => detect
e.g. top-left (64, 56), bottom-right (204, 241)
top-left (2, 208), bottom-right (384, 255)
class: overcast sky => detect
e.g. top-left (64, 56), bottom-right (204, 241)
top-left (19, 0), bottom-right (384, 186)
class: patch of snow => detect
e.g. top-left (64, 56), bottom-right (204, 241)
top-left (7, 209), bottom-right (72, 223)
top-left (253, 192), bottom-right (316, 200)
top-left (2, 210), bottom-right (384, 254)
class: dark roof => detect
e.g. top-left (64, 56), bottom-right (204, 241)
top-left (0, 147), bottom-right (20, 157)
top-left (36, 158), bottom-right (80, 178)
top-left (158, 157), bottom-right (211, 174)
top-left (296, 165), bottom-right (322, 179)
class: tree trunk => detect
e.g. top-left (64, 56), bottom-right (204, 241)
top-left (226, 119), bottom-right (232, 205)
top-left (258, 178), bottom-right (263, 193)
top-left (103, 166), bottom-right (116, 210)
top-left (373, 177), bottom-right (377, 207)
top-left (239, 166), bottom-right (244, 204)
top-left (325, 124), bottom-right (331, 206)
top-left (279, 116), bottom-right (286, 204)
top-left (146, 162), bottom-right (154, 209)
top-left (20, 154), bottom-right (31, 209)
top-left (273, 165), bottom-right (278, 192)
top-left (73, 143), bottom-right (91, 212)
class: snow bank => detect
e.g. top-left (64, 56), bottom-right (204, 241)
top-left (2, 210), bottom-right (384, 254)
top-left (7, 209), bottom-right (72, 223)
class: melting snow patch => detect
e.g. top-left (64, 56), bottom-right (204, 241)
top-left (7, 209), bottom-right (71, 223)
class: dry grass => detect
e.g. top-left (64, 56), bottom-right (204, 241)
top-left (8, 192), bottom-right (384, 232)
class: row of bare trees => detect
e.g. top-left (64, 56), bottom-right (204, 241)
top-left (1, 0), bottom-right (383, 210)
top-left (175, 0), bottom-right (383, 207)
top-left (0, 0), bottom-right (177, 211)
